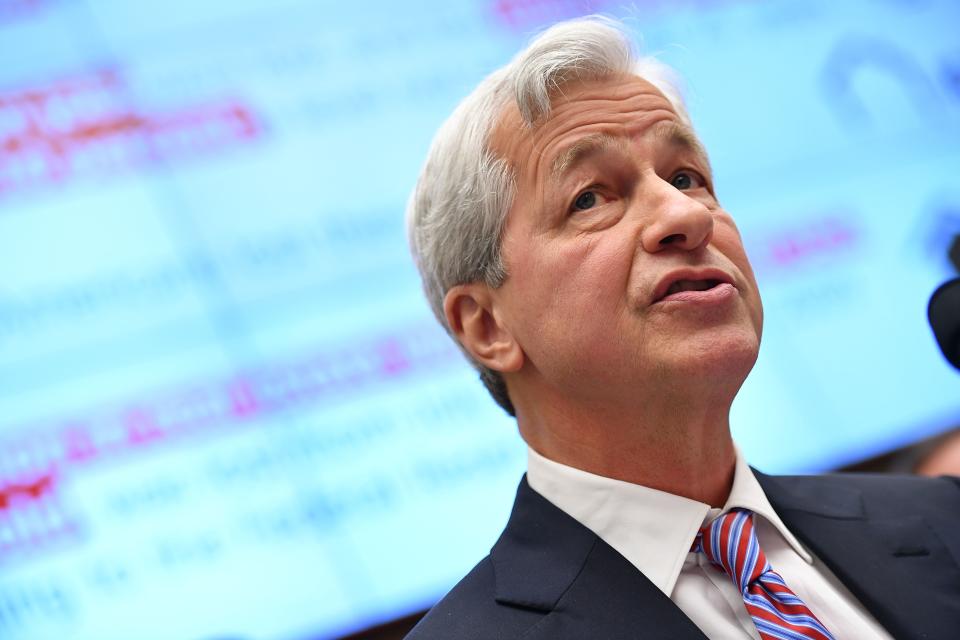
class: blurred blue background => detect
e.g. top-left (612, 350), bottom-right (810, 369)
top-left (0, 0), bottom-right (958, 638)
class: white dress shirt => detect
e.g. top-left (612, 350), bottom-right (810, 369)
top-left (526, 446), bottom-right (893, 639)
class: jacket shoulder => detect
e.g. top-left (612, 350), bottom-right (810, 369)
top-left (762, 471), bottom-right (960, 558)
top-left (405, 555), bottom-right (544, 640)
top-left (777, 471), bottom-right (960, 511)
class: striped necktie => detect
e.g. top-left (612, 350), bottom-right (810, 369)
top-left (691, 508), bottom-right (836, 640)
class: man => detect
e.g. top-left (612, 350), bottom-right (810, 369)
top-left (405, 16), bottom-right (960, 640)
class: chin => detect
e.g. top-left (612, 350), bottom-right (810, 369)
top-left (668, 327), bottom-right (760, 383)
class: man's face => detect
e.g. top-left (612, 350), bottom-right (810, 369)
top-left (488, 74), bottom-right (764, 408)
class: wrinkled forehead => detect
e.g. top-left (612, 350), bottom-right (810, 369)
top-left (489, 74), bottom-right (681, 177)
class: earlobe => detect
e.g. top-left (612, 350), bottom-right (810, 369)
top-left (444, 284), bottom-right (523, 373)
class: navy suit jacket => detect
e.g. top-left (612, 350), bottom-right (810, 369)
top-left (407, 471), bottom-right (960, 640)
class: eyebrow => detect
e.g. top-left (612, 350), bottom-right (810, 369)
top-left (652, 121), bottom-right (712, 173)
top-left (550, 121), bottom-right (711, 180)
top-left (550, 133), bottom-right (626, 179)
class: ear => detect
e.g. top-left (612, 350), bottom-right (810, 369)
top-left (443, 283), bottom-right (523, 373)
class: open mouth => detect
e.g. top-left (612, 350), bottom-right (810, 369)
top-left (663, 278), bottom-right (723, 297)
top-left (651, 270), bottom-right (735, 305)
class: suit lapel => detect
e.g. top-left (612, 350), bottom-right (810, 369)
top-left (492, 476), bottom-right (707, 639)
top-left (756, 470), bottom-right (960, 640)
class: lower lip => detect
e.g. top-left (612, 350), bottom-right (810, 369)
top-left (655, 282), bottom-right (737, 306)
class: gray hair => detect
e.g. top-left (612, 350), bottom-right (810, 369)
top-left (406, 16), bottom-right (690, 416)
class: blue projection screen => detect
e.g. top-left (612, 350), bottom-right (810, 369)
top-left (1, 1), bottom-right (959, 638)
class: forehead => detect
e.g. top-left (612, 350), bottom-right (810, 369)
top-left (490, 74), bottom-right (683, 177)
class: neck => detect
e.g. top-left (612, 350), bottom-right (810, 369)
top-left (516, 388), bottom-right (738, 507)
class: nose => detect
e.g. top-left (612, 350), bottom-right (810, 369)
top-left (639, 176), bottom-right (714, 254)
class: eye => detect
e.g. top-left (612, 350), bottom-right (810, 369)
top-left (670, 170), bottom-right (704, 191)
top-left (572, 190), bottom-right (598, 211)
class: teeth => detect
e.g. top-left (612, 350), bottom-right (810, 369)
top-left (665, 279), bottom-right (719, 295)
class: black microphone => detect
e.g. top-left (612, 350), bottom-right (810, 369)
top-left (929, 277), bottom-right (960, 371)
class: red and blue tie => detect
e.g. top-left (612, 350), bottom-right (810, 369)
top-left (691, 508), bottom-right (836, 640)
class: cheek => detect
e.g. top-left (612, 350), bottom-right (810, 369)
top-left (552, 236), bottom-right (634, 308)
top-left (712, 221), bottom-right (764, 330)
top-left (504, 236), bottom-right (634, 339)
top-left (510, 239), bottom-right (637, 371)
top-left (713, 217), bottom-right (753, 274)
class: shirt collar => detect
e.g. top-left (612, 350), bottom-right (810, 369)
top-left (525, 445), bottom-right (812, 598)
top-left (721, 450), bottom-right (813, 564)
